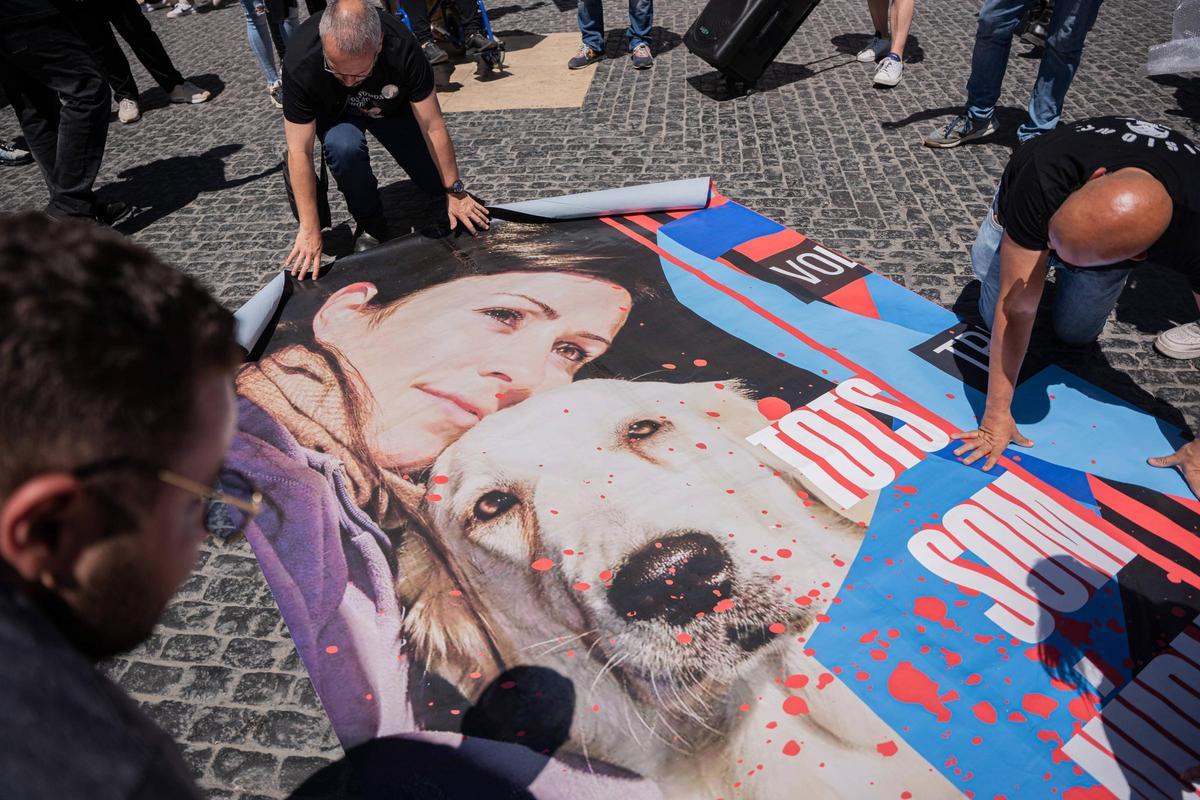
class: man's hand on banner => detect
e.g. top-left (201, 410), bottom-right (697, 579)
top-left (286, 225), bottom-right (324, 281)
top-left (448, 192), bottom-right (490, 235)
top-left (1148, 439), bottom-right (1200, 498)
top-left (953, 411), bottom-right (1034, 471)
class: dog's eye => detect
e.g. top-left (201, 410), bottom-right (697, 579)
top-left (473, 490), bottom-right (519, 522)
top-left (627, 419), bottom-right (662, 440)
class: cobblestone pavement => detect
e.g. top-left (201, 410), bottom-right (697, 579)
top-left (1, 1), bottom-right (1197, 797)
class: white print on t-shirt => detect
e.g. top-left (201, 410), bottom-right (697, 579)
top-left (348, 90), bottom-right (390, 118)
top-left (1073, 118), bottom-right (1199, 154)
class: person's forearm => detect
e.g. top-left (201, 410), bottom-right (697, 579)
top-left (419, 119), bottom-right (459, 189)
top-left (288, 146), bottom-right (321, 230)
top-left (985, 305), bottom-right (1035, 418)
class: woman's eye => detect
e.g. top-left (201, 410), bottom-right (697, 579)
top-left (554, 342), bottom-right (587, 363)
top-left (627, 419), bottom-right (662, 440)
top-left (482, 308), bottom-right (523, 326)
top-left (473, 490), bottom-right (519, 522)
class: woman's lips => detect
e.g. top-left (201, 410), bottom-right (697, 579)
top-left (419, 387), bottom-right (485, 426)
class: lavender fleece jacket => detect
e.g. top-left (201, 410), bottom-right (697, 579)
top-left (230, 398), bottom-right (662, 799)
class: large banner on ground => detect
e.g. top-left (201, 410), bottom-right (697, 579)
top-left (232, 188), bottom-right (1200, 800)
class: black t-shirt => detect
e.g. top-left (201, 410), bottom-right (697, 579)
top-left (998, 115), bottom-right (1200, 292)
top-left (282, 8), bottom-right (434, 124)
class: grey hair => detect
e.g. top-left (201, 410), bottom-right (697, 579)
top-left (319, 0), bottom-right (383, 55)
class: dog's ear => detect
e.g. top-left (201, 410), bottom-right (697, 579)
top-left (690, 379), bottom-right (878, 528)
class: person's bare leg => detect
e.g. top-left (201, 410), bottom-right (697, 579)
top-left (867, 0), bottom-right (889, 37)
top-left (888, 0), bottom-right (914, 57)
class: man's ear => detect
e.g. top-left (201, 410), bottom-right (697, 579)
top-left (1087, 167), bottom-right (1107, 182)
top-left (1130, 251), bottom-right (1149, 262)
top-left (313, 282), bottom-right (379, 346)
top-left (0, 474), bottom-right (92, 589)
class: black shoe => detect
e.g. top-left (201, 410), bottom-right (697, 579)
top-left (464, 32), bottom-right (499, 53)
top-left (421, 40), bottom-right (449, 65)
top-left (94, 201), bottom-right (132, 226)
top-left (353, 215), bottom-right (391, 252)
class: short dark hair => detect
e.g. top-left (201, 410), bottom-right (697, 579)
top-left (0, 213), bottom-right (241, 499)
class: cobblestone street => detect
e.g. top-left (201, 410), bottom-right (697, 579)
top-left (1, 1), bottom-right (1196, 797)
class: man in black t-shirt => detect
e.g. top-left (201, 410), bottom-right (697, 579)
top-left (956, 116), bottom-right (1200, 496)
top-left (282, 0), bottom-right (488, 278)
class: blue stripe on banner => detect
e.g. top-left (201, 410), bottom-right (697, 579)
top-left (658, 202), bottom-right (785, 258)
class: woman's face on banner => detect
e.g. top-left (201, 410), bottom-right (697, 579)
top-left (315, 271), bottom-right (632, 471)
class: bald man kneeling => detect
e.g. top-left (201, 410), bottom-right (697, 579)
top-left (959, 116), bottom-right (1200, 496)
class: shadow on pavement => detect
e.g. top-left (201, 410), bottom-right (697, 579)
top-left (1148, 74), bottom-right (1200, 135)
top-left (105, 142), bottom-right (280, 235)
top-left (829, 32), bottom-right (925, 64)
top-left (135, 72), bottom-right (227, 113)
top-left (881, 104), bottom-right (1025, 148)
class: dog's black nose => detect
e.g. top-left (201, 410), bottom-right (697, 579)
top-left (608, 532), bottom-right (732, 626)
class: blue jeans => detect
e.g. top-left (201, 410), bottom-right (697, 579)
top-left (318, 113), bottom-right (442, 222)
top-left (965, 0), bottom-right (1103, 141)
top-left (239, 0), bottom-right (295, 87)
top-left (577, 0), bottom-right (652, 52)
top-left (971, 191), bottom-right (1131, 345)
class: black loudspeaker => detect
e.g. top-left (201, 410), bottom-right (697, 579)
top-left (684, 0), bottom-right (822, 88)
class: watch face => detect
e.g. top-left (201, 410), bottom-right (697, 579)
top-left (450, 180), bottom-right (465, 193)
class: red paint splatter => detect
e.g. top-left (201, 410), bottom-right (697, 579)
top-left (1007, 711), bottom-right (1027, 723)
top-left (426, 494), bottom-right (443, 502)
top-left (782, 740), bottom-right (801, 757)
top-left (972, 701), bottom-right (997, 725)
top-left (887, 661), bottom-right (953, 722)
top-left (662, 363), bottom-right (677, 370)
top-left (432, 474), bottom-right (449, 484)
top-left (876, 740), bottom-right (899, 757)
top-left (500, 680), bottom-right (517, 689)
top-left (965, 673), bottom-right (982, 686)
top-left (531, 558), bottom-right (555, 571)
top-left (783, 696), bottom-right (809, 715)
top-left (325, 645), bottom-right (339, 655)
top-left (1067, 694), bottom-right (1099, 722)
top-left (769, 622), bottom-right (787, 634)
top-left (714, 599), bottom-right (735, 613)
top-left (757, 396), bottom-right (791, 421)
top-left (913, 596), bottom-right (954, 628)
top-left (776, 548), bottom-right (793, 559)
top-left (599, 569), bottom-right (613, 581)
top-left (860, 629), bottom-right (880, 644)
top-left (784, 674), bottom-right (808, 689)
top-left (1022, 693), bottom-right (1059, 719)
top-left (871, 650), bottom-right (888, 661)
top-left (817, 673), bottom-right (835, 690)
top-left (895, 485), bottom-right (918, 495)
top-left (573, 582), bottom-right (591, 592)
top-left (1063, 787), bottom-right (1118, 800)
top-left (941, 648), bottom-right (963, 668)
top-left (676, 633), bottom-right (693, 645)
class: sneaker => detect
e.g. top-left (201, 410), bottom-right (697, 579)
top-left (873, 55), bottom-right (903, 87)
top-left (567, 45), bottom-right (603, 70)
top-left (630, 43), bottom-right (653, 70)
top-left (118, 98), bottom-right (141, 123)
top-left (268, 79), bottom-right (283, 109)
top-left (353, 215), bottom-right (391, 252)
top-left (166, 2), bottom-right (194, 16)
top-left (94, 201), bottom-right (132, 227)
top-left (856, 36), bottom-right (891, 62)
top-left (0, 138), bottom-right (33, 167)
top-left (145, 0), bottom-right (171, 8)
top-left (1154, 321), bottom-right (1200, 359)
top-left (168, 80), bottom-right (211, 104)
top-left (463, 32), bottom-right (499, 53)
top-left (421, 40), bottom-right (449, 65)
top-left (924, 113), bottom-right (997, 148)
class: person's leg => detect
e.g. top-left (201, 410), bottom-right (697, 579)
top-left (399, 0), bottom-right (434, 43)
top-left (319, 117), bottom-right (385, 222)
top-left (1018, 0), bottom-right (1103, 141)
top-left (454, 0), bottom-right (484, 36)
top-left (1049, 257), bottom-right (1131, 345)
top-left (971, 190), bottom-right (1006, 328)
top-left (72, 4), bottom-right (140, 103)
top-left (965, 0), bottom-right (1033, 121)
top-left (240, 0), bottom-right (280, 86)
top-left (305, 0), bottom-right (325, 13)
top-left (364, 113), bottom-right (443, 196)
top-left (279, 1), bottom-right (298, 50)
top-left (0, 20), bottom-right (110, 218)
top-left (626, 0), bottom-right (651, 49)
top-left (0, 62), bottom-right (62, 187)
top-left (577, 0), bottom-right (605, 52)
top-left (889, 0), bottom-right (914, 58)
top-left (105, 0), bottom-right (187, 92)
top-left (867, 0), bottom-right (889, 37)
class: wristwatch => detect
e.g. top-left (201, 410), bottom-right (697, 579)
top-left (445, 179), bottom-right (466, 195)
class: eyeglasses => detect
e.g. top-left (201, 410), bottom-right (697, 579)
top-left (72, 458), bottom-right (263, 542)
top-left (323, 51), bottom-right (379, 83)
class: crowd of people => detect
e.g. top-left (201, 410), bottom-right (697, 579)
top-left (0, 0), bottom-right (1199, 796)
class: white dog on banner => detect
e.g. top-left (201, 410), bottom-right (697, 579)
top-left (396, 379), bottom-right (960, 799)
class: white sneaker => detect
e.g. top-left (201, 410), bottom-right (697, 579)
top-left (166, 2), bottom-right (194, 17)
top-left (856, 36), bottom-right (891, 62)
top-left (168, 80), bottom-right (211, 104)
top-left (1154, 321), bottom-right (1200, 359)
top-left (268, 79), bottom-right (283, 109)
top-left (874, 56), bottom-right (903, 87)
top-left (117, 98), bottom-right (141, 123)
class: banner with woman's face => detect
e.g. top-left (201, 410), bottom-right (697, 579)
top-left (234, 197), bottom-right (1200, 800)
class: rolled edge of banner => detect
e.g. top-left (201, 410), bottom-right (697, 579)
top-left (233, 271), bottom-right (288, 354)
top-left (1145, 37), bottom-right (1200, 76)
top-left (489, 177), bottom-right (714, 221)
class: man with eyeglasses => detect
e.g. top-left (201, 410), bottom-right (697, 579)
top-left (282, 0), bottom-right (489, 279)
top-left (0, 212), bottom-right (254, 797)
